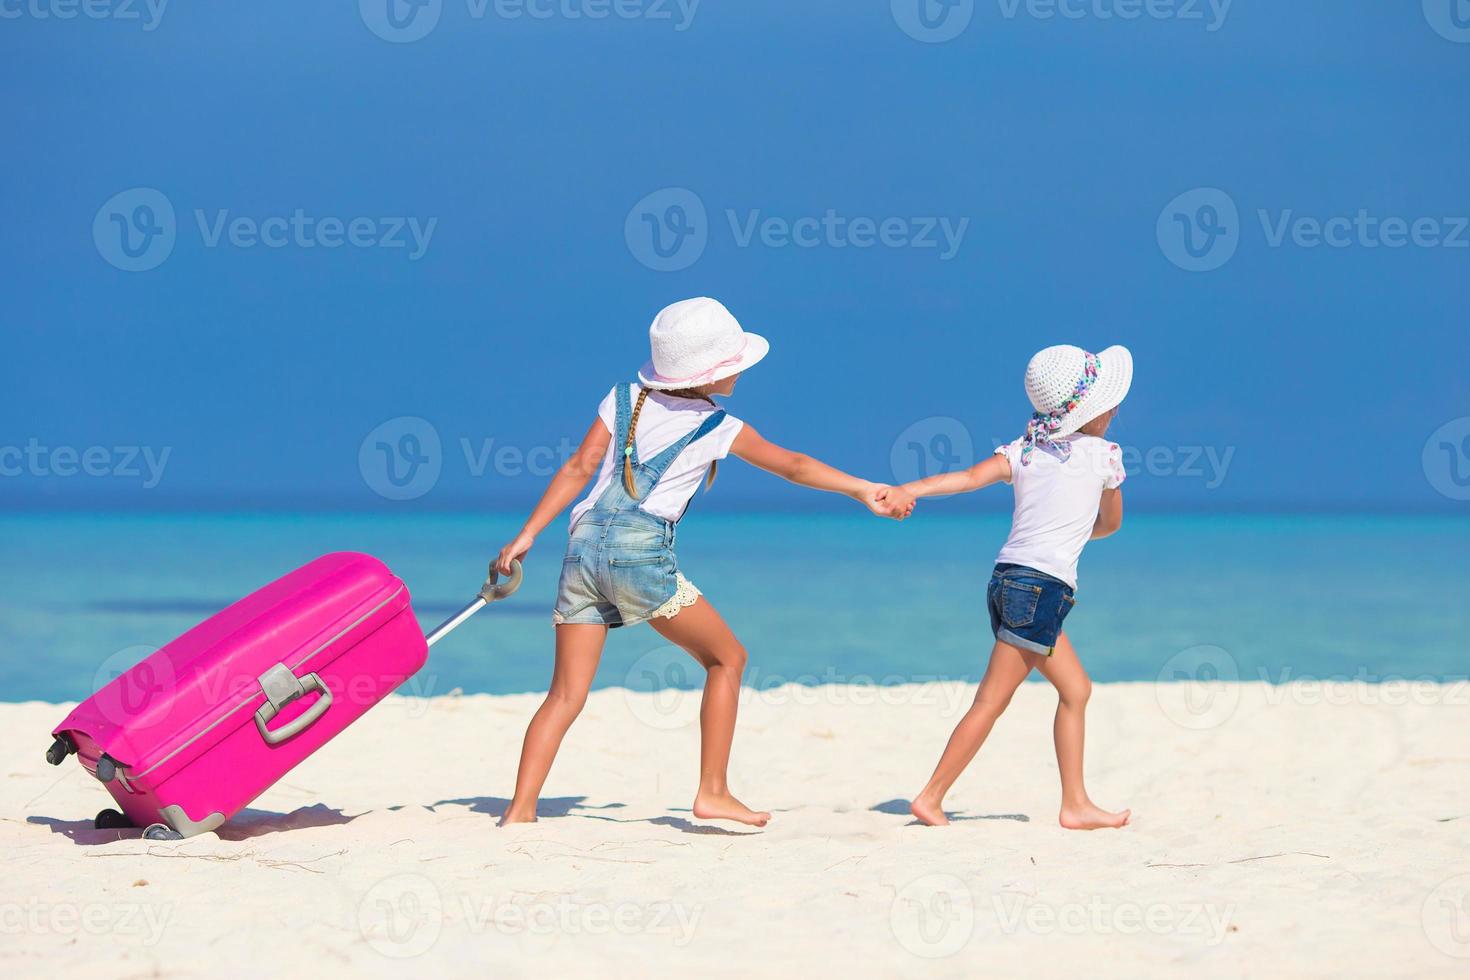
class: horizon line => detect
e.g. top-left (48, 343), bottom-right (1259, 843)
top-left (1, 503), bottom-right (1465, 518)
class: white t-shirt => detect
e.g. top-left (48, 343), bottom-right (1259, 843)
top-left (992, 433), bottom-right (1126, 589)
top-left (569, 386), bottom-right (744, 529)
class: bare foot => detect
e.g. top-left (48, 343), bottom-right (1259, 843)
top-left (1059, 801), bottom-right (1130, 830)
top-left (692, 791), bottom-right (771, 827)
top-left (910, 794), bottom-right (950, 827)
top-left (498, 807), bottom-right (537, 827)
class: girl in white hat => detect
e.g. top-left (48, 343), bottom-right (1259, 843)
top-left (494, 297), bottom-right (911, 827)
top-left (887, 344), bottom-right (1133, 830)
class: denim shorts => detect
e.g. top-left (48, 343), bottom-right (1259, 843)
top-left (553, 512), bottom-right (683, 628)
top-left (986, 563), bottom-right (1076, 656)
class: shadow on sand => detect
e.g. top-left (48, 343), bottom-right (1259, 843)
top-left (425, 795), bottom-right (620, 821)
top-left (870, 798), bottom-right (1030, 825)
top-left (28, 803), bottom-right (360, 846)
top-left (33, 794), bottom-right (797, 844)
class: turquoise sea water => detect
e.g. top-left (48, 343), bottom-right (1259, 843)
top-left (1, 513), bottom-right (1466, 703)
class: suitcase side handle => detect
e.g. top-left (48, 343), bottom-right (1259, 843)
top-left (253, 665), bottom-right (333, 746)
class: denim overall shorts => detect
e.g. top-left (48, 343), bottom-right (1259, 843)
top-left (552, 384), bottom-right (726, 628)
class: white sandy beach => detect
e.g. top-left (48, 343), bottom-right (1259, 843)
top-left (4, 681), bottom-right (1468, 978)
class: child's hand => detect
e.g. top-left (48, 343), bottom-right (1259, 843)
top-left (875, 484), bottom-right (916, 519)
top-left (861, 483), bottom-right (913, 520)
top-left (496, 531), bottom-right (536, 574)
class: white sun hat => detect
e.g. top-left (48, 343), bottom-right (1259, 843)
top-left (1021, 344), bottom-right (1134, 456)
top-left (638, 297), bottom-right (770, 391)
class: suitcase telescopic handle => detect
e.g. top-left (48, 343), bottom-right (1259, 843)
top-left (424, 559), bottom-right (523, 648)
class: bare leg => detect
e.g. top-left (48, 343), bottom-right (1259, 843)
top-left (1035, 631), bottom-right (1129, 830)
top-left (500, 624), bottom-right (607, 825)
top-left (649, 598), bottom-right (770, 827)
top-left (911, 640), bottom-right (1041, 826)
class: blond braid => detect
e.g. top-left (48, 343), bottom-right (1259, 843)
top-left (621, 387), bottom-right (650, 497)
top-left (621, 387), bottom-right (721, 498)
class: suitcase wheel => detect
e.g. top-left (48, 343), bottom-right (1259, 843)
top-left (142, 823), bottom-right (183, 841)
top-left (94, 809), bottom-right (134, 830)
top-left (46, 734), bottom-right (76, 767)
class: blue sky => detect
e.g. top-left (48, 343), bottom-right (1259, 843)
top-left (2, 1), bottom-right (1467, 512)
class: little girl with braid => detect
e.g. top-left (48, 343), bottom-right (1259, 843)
top-left (494, 298), bottom-right (913, 827)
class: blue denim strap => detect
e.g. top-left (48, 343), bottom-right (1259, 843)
top-left (641, 408), bottom-right (728, 481)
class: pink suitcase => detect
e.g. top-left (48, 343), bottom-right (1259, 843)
top-left (45, 551), bottom-right (521, 840)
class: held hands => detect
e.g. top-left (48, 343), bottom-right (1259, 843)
top-left (860, 482), bottom-right (916, 520)
top-left (496, 530), bottom-right (536, 574)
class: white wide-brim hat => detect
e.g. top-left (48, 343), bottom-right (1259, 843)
top-left (1025, 344), bottom-right (1133, 437)
top-left (638, 297), bottom-right (769, 391)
